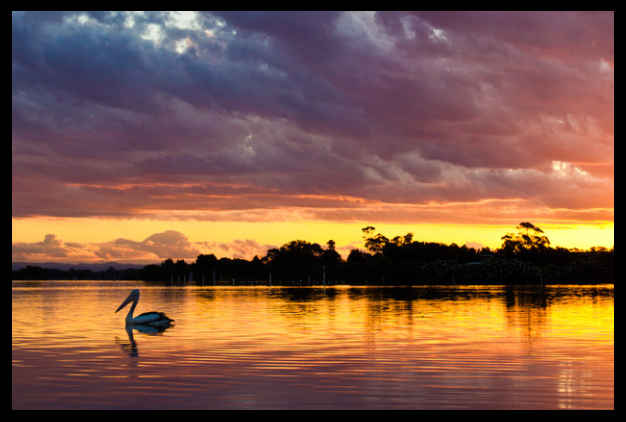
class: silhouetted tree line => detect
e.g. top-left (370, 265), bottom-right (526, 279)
top-left (12, 223), bottom-right (613, 285)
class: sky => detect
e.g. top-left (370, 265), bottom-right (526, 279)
top-left (12, 11), bottom-right (614, 264)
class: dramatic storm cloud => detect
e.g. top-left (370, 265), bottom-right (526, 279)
top-left (12, 11), bottom-right (613, 260)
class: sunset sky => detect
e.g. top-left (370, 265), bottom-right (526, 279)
top-left (12, 11), bottom-right (614, 264)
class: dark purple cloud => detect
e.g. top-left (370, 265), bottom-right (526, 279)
top-left (12, 11), bottom-right (613, 223)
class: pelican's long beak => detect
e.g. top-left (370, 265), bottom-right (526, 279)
top-left (115, 294), bottom-right (134, 313)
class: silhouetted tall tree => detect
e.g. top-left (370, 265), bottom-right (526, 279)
top-left (500, 222), bottom-right (551, 260)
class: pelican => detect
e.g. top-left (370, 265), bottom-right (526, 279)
top-left (115, 289), bottom-right (174, 327)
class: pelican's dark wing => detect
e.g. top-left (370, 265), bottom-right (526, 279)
top-left (134, 312), bottom-right (174, 325)
top-left (132, 324), bottom-right (162, 334)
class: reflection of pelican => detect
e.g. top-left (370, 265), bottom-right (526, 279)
top-left (120, 326), bottom-right (139, 357)
top-left (115, 289), bottom-right (174, 328)
top-left (119, 324), bottom-right (171, 357)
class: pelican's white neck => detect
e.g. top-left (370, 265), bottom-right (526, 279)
top-left (126, 296), bottom-right (138, 322)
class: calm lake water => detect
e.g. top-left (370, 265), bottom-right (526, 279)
top-left (12, 281), bottom-right (613, 409)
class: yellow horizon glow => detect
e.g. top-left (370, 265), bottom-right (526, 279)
top-left (12, 217), bottom-right (614, 260)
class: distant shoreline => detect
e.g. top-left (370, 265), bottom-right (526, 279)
top-left (11, 278), bottom-right (614, 286)
top-left (12, 225), bottom-right (614, 286)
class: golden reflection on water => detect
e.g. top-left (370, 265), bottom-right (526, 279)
top-left (12, 282), bottom-right (613, 409)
